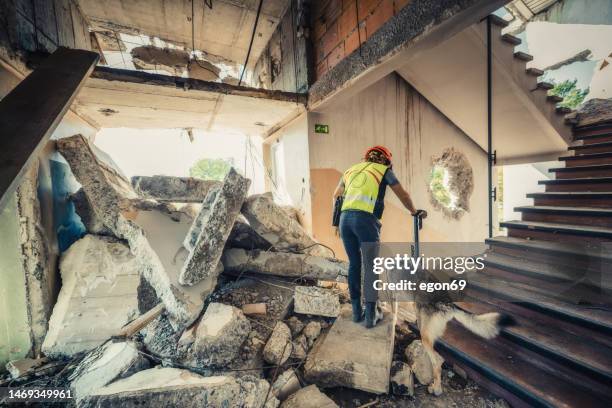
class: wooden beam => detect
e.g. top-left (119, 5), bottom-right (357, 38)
top-left (115, 303), bottom-right (165, 338)
top-left (0, 47), bottom-right (98, 211)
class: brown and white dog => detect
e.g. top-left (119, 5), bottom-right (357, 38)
top-left (414, 281), bottom-right (515, 395)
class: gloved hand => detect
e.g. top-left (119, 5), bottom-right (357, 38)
top-left (412, 209), bottom-right (428, 219)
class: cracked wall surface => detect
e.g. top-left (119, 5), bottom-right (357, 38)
top-left (428, 147), bottom-right (474, 220)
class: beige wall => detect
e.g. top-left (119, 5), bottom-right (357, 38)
top-left (308, 74), bottom-right (491, 259)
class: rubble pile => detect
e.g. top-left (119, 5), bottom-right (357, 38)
top-left (1, 135), bottom-right (508, 407)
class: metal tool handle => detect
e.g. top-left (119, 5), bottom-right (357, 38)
top-left (412, 210), bottom-right (424, 258)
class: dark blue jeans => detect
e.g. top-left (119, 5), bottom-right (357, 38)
top-left (339, 210), bottom-right (381, 303)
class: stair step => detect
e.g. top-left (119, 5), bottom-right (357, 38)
top-left (501, 33), bottom-right (521, 45)
top-left (534, 81), bottom-right (554, 91)
top-left (574, 123), bottom-right (612, 139)
top-left (501, 220), bottom-right (612, 244)
top-left (471, 271), bottom-right (612, 332)
top-left (547, 94), bottom-right (564, 103)
top-left (559, 152), bottom-right (612, 167)
top-left (456, 300), bottom-right (612, 384)
top-left (484, 251), bottom-right (599, 283)
top-left (539, 177), bottom-right (612, 192)
top-left (485, 236), bottom-right (612, 274)
top-left (488, 14), bottom-right (510, 28)
top-left (514, 51), bottom-right (534, 62)
top-left (437, 322), bottom-right (612, 408)
top-left (526, 192), bottom-right (612, 208)
top-left (526, 67), bottom-right (544, 76)
top-left (486, 236), bottom-right (612, 261)
top-left (550, 164), bottom-right (612, 179)
top-left (569, 141), bottom-right (612, 155)
top-left (516, 205), bottom-right (612, 227)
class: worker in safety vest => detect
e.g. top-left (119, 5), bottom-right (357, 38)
top-left (333, 146), bottom-right (427, 328)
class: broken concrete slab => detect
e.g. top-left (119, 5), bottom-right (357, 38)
top-left (71, 189), bottom-right (113, 235)
top-left (179, 168), bottom-right (250, 286)
top-left (263, 322), bottom-right (292, 365)
top-left (567, 98), bottom-right (612, 127)
top-left (303, 305), bottom-right (396, 394)
top-left (290, 334), bottom-right (308, 360)
top-left (238, 375), bottom-right (278, 408)
top-left (42, 235), bottom-right (140, 358)
top-left (271, 369), bottom-right (301, 401)
top-left (227, 219), bottom-right (273, 251)
top-left (293, 286), bottom-right (340, 318)
top-left (390, 361), bottom-right (414, 396)
top-left (222, 249), bottom-right (348, 281)
top-left (56, 135), bottom-right (208, 329)
top-left (189, 303), bottom-right (251, 368)
top-left (281, 384), bottom-right (338, 408)
top-left (131, 46), bottom-right (189, 75)
top-left (77, 367), bottom-right (243, 408)
top-left (405, 339), bottom-right (434, 385)
top-left (131, 175), bottom-right (221, 203)
top-left (183, 183), bottom-right (222, 252)
top-left (241, 194), bottom-right (332, 257)
top-left (69, 340), bottom-right (148, 400)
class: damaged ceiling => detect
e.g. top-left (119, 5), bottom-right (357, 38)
top-left (72, 67), bottom-right (304, 135)
top-left (77, 0), bottom-right (290, 66)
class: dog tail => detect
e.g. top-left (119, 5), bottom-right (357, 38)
top-left (452, 308), bottom-right (515, 339)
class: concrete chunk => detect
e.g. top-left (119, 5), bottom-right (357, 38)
top-left (263, 322), bottom-right (292, 365)
top-left (56, 135), bottom-right (210, 329)
top-left (42, 235), bottom-right (140, 358)
top-left (69, 341), bottom-right (148, 400)
top-left (293, 286), bottom-right (340, 318)
top-left (405, 340), bottom-right (434, 385)
top-left (131, 175), bottom-right (221, 203)
top-left (222, 249), bottom-right (347, 281)
top-left (304, 305), bottom-right (396, 394)
top-left (271, 369), bottom-right (301, 401)
top-left (183, 183), bottom-right (222, 251)
top-left (280, 385), bottom-right (338, 408)
top-left (390, 361), bottom-right (414, 396)
top-left (189, 303), bottom-right (251, 368)
top-left (77, 367), bottom-right (243, 408)
top-left (241, 194), bottom-right (332, 257)
top-left (179, 168), bottom-right (250, 286)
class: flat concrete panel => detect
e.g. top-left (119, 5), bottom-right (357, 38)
top-left (74, 67), bottom-right (304, 134)
top-left (79, 0), bottom-right (288, 65)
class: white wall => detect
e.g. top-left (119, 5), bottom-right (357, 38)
top-left (265, 113), bottom-right (312, 224)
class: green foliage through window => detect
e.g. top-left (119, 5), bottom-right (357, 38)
top-left (549, 79), bottom-right (589, 110)
top-left (429, 165), bottom-right (458, 210)
top-left (189, 158), bottom-right (234, 181)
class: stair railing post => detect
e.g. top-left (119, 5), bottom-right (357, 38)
top-left (487, 15), bottom-right (494, 238)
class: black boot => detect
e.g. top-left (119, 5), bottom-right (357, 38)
top-left (365, 302), bottom-right (383, 328)
top-left (351, 299), bottom-right (363, 322)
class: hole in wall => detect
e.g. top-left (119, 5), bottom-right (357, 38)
top-left (427, 148), bottom-right (473, 219)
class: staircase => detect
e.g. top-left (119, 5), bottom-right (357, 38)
top-left (437, 121), bottom-right (612, 407)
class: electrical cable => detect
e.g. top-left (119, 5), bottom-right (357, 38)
top-left (238, 0), bottom-right (264, 86)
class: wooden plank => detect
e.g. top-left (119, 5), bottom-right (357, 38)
top-left (0, 47), bottom-right (98, 212)
top-left (54, 0), bottom-right (75, 48)
top-left (70, 1), bottom-right (90, 50)
top-left (33, 0), bottom-right (59, 51)
top-left (116, 303), bottom-right (164, 338)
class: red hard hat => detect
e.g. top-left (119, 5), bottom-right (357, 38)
top-left (365, 145), bottom-right (393, 162)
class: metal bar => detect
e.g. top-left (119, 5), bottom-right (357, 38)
top-left (487, 16), bottom-right (494, 238)
top-left (0, 47), bottom-right (99, 212)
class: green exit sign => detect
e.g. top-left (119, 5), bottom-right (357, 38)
top-left (314, 124), bottom-right (329, 134)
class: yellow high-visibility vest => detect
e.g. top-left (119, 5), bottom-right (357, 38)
top-left (341, 162), bottom-right (388, 214)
